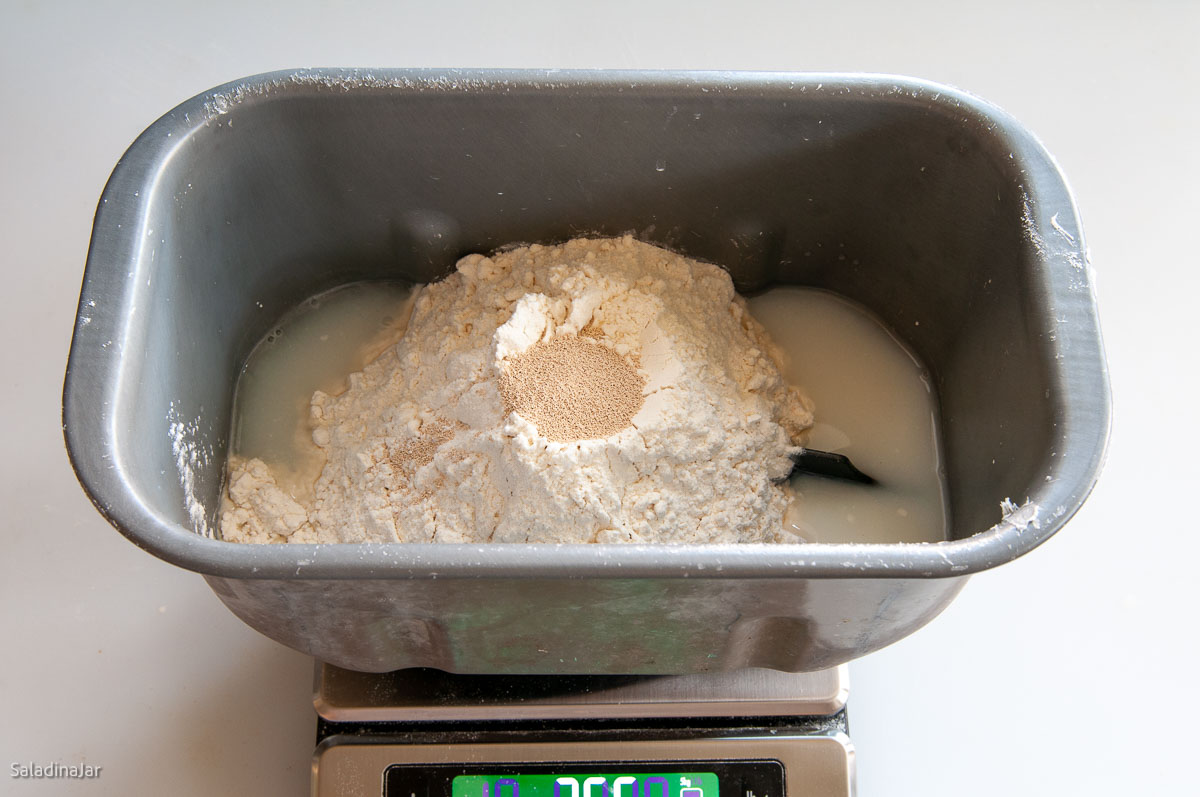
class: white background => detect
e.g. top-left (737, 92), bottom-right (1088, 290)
top-left (2, 1), bottom-right (1197, 794)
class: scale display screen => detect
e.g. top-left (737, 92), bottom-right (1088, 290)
top-left (385, 762), bottom-right (784, 797)
top-left (454, 771), bottom-right (718, 797)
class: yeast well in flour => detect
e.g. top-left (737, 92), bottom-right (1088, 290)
top-left (499, 333), bottom-right (647, 443)
top-left (220, 236), bottom-right (947, 545)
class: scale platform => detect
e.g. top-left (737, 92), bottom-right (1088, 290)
top-left (313, 664), bottom-right (855, 797)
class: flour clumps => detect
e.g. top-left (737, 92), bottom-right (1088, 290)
top-left (220, 236), bottom-right (813, 544)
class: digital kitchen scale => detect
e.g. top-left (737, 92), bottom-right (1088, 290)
top-left (312, 665), bottom-right (855, 797)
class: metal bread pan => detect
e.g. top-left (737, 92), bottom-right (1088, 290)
top-left (64, 70), bottom-right (1110, 673)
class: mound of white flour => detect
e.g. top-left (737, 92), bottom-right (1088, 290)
top-left (220, 236), bottom-right (813, 544)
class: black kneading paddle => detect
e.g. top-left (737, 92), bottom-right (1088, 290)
top-left (790, 449), bottom-right (875, 485)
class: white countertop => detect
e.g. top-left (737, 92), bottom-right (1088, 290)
top-left (3, 1), bottom-right (1197, 794)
